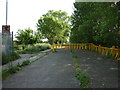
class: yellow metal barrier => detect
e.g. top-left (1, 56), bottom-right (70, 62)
top-left (51, 43), bottom-right (120, 60)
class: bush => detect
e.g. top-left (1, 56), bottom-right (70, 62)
top-left (15, 43), bottom-right (51, 54)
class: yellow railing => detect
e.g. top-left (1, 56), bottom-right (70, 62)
top-left (51, 43), bottom-right (120, 60)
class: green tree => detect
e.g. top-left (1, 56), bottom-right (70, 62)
top-left (37, 10), bottom-right (71, 44)
top-left (15, 28), bottom-right (38, 45)
top-left (70, 2), bottom-right (96, 43)
top-left (70, 2), bottom-right (120, 47)
top-left (34, 30), bottom-right (44, 43)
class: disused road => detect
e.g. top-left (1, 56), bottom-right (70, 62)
top-left (75, 49), bottom-right (119, 88)
top-left (2, 49), bottom-right (79, 88)
top-left (2, 49), bottom-right (119, 88)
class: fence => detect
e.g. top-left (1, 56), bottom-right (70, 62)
top-left (2, 32), bottom-right (14, 56)
top-left (51, 43), bottom-right (120, 60)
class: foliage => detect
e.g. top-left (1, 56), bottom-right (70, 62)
top-left (70, 2), bottom-right (120, 47)
top-left (2, 60), bottom-right (30, 80)
top-left (2, 70), bottom-right (11, 80)
top-left (7, 66), bottom-right (20, 74)
top-left (70, 48), bottom-right (90, 88)
top-left (15, 43), bottom-right (51, 54)
top-left (2, 52), bottom-right (21, 65)
top-left (21, 60), bottom-right (31, 66)
top-left (34, 30), bottom-right (44, 43)
top-left (2, 46), bottom-right (51, 80)
top-left (72, 54), bottom-right (78, 59)
top-left (2, 65), bottom-right (22, 80)
top-left (75, 72), bottom-right (90, 88)
top-left (15, 28), bottom-right (43, 45)
top-left (37, 10), bottom-right (71, 44)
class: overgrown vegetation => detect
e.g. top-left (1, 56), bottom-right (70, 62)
top-left (21, 60), bottom-right (31, 66)
top-left (70, 2), bottom-right (120, 48)
top-left (2, 51), bottom-right (51, 80)
top-left (15, 28), bottom-right (43, 45)
top-left (2, 52), bottom-right (21, 65)
top-left (75, 72), bottom-right (90, 88)
top-left (14, 43), bottom-right (51, 54)
top-left (2, 60), bottom-right (30, 80)
top-left (2, 43), bottom-right (50, 65)
top-left (70, 46), bottom-right (90, 88)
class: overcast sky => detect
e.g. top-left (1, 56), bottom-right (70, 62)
top-left (0, 0), bottom-right (75, 37)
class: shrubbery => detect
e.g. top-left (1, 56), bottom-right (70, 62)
top-left (15, 43), bottom-right (51, 54)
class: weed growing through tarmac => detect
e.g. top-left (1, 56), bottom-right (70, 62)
top-left (70, 47), bottom-right (90, 88)
top-left (75, 72), bottom-right (90, 88)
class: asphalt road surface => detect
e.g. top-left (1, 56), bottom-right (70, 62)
top-left (3, 49), bottom-right (79, 88)
top-left (2, 49), bottom-right (119, 88)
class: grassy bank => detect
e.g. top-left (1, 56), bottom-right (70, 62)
top-left (2, 52), bottom-right (21, 65)
top-left (14, 43), bottom-right (51, 54)
top-left (2, 43), bottom-right (51, 65)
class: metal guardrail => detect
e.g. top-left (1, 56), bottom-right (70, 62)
top-left (51, 43), bottom-right (120, 60)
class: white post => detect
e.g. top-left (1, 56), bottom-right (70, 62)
top-left (6, 0), bottom-right (8, 25)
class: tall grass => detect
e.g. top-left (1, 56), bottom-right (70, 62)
top-left (15, 43), bottom-right (51, 54)
top-left (2, 52), bottom-right (21, 65)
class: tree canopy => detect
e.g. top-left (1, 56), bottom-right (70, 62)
top-left (37, 10), bottom-right (71, 44)
top-left (15, 28), bottom-right (43, 45)
top-left (70, 2), bottom-right (120, 47)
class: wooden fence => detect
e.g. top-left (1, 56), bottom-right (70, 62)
top-left (51, 43), bottom-right (120, 60)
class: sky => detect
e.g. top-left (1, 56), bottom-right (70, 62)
top-left (0, 0), bottom-right (75, 39)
